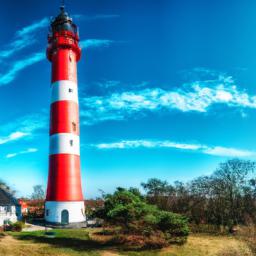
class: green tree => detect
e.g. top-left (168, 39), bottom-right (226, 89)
top-left (95, 187), bottom-right (188, 245)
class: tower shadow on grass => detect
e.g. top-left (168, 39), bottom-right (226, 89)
top-left (13, 233), bottom-right (115, 252)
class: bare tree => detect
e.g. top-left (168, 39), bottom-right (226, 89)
top-left (141, 159), bottom-right (256, 230)
top-left (31, 185), bottom-right (45, 200)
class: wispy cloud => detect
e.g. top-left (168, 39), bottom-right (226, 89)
top-left (0, 18), bottom-right (48, 87)
top-left (0, 12), bottom-right (115, 86)
top-left (0, 52), bottom-right (45, 86)
top-left (0, 112), bottom-right (47, 144)
top-left (0, 14), bottom-right (115, 60)
top-left (73, 14), bottom-right (120, 20)
top-left (203, 146), bottom-right (255, 157)
top-left (15, 18), bottom-right (48, 37)
top-left (80, 39), bottom-right (114, 49)
top-left (0, 37), bottom-right (36, 58)
top-left (93, 81), bottom-right (149, 91)
top-left (6, 148), bottom-right (38, 159)
top-left (80, 73), bottom-right (256, 125)
top-left (0, 132), bottom-right (29, 145)
top-left (0, 38), bottom-right (114, 86)
top-left (96, 80), bottom-right (121, 89)
top-left (0, 18), bottom-right (48, 59)
top-left (91, 139), bottom-right (256, 158)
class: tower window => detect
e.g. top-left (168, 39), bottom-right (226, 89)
top-left (70, 140), bottom-right (73, 146)
top-left (72, 122), bottom-right (76, 131)
top-left (69, 88), bottom-right (73, 93)
top-left (46, 209), bottom-right (49, 216)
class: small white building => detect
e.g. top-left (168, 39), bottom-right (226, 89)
top-left (0, 187), bottom-right (21, 225)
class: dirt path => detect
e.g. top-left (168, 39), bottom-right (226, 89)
top-left (23, 224), bottom-right (52, 232)
top-left (101, 251), bottom-right (121, 256)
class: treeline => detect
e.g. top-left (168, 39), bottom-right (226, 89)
top-left (141, 158), bottom-right (256, 230)
top-left (90, 158), bottom-right (256, 248)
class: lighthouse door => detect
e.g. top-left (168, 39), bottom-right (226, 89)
top-left (61, 210), bottom-right (69, 224)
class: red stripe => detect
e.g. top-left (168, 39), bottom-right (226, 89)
top-left (51, 48), bottom-right (77, 83)
top-left (50, 101), bottom-right (79, 135)
top-left (46, 154), bottom-right (83, 201)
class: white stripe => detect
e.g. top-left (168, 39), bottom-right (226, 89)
top-left (45, 201), bottom-right (86, 224)
top-left (51, 80), bottom-right (78, 103)
top-left (50, 133), bottom-right (80, 155)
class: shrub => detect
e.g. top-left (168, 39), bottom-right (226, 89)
top-left (95, 187), bottom-right (189, 248)
top-left (11, 221), bottom-right (24, 232)
top-left (111, 233), bottom-right (168, 249)
top-left (157, 211), bottom-right (189, 244)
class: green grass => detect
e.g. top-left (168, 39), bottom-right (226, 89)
top-left (12, 229), bottom-right (90, 240)
top-left (3, 229), bottom-right (253, 256)
top-left (10, 229), bottom-right (102, 256)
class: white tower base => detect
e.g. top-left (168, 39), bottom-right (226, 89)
top-left (45, 201), bottom-right (86, 224)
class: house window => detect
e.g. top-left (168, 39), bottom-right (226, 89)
top-left (69, 88), bottom-right (73, 93)
top-left (46, 209), bottom-right (49, 216)
top-left (3, 219), bottom-right (10, 225)
top-left (6, 206), bottom-right (11, 213)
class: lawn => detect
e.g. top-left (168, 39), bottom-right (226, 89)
top-left (0, 228), bottom-right (251, 256)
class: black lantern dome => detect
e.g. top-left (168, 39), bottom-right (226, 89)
top-left (50, 5), bottom-right (78, 36)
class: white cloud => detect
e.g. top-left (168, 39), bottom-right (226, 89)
top-left (202, 146), bottom-right (255, 157)
top-left (80, 74), bottom-right (256, 125)
top-left (6, 148), bottom-right (38, 159)
top-left (95, 140), bottom-right (203, 150)
top-left (91, 139), bottom-right (256, 158)
top-left (0, 132), bottom-right (29, 145)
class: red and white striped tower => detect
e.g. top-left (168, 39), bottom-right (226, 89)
top-left (45, 5), bottom-right (85, 224)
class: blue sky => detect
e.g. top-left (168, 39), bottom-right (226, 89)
top-left (2, 0), bottom-right (256, 198)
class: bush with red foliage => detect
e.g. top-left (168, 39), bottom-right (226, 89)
top-left (111, 232), bottom-right (168, 249)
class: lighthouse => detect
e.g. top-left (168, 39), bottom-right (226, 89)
top-left (45, 5), bottom-right (85, 225)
